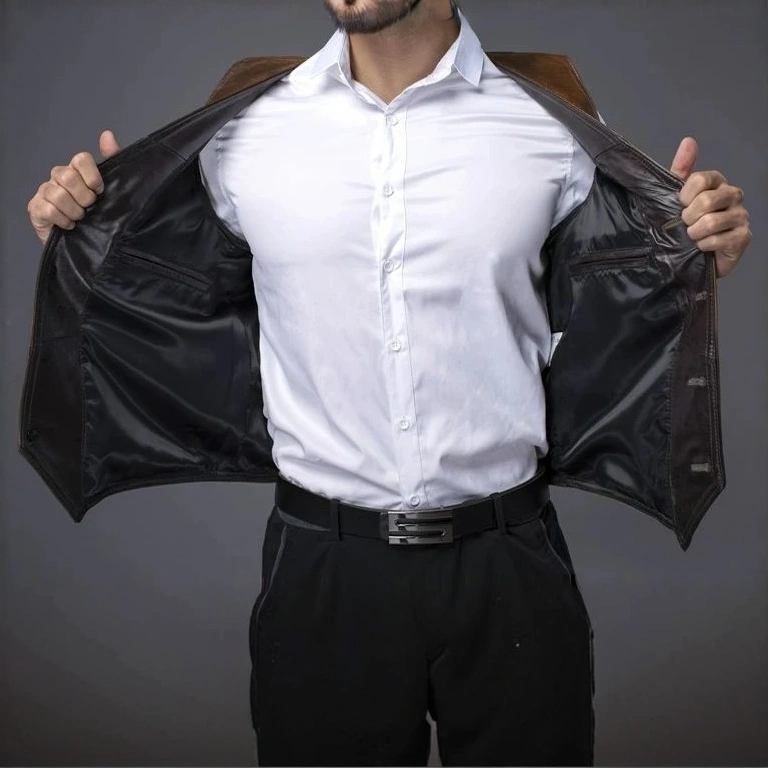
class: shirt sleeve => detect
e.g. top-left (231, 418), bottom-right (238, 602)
top-left (198, 131), bottom-right (245, 239)
top-left (551, 111), bottom-right (605, 229)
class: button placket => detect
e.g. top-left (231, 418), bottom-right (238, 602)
top-left (374, 103), bottom-right (426, 509)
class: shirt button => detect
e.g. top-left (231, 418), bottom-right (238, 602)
top-left (384, 260), bottom-right (395, 273)
top-left (399, 418), bottom-right (410, 430)
top-left (386, 114), bottom-right (399, 126)
top-left (390, 339), bottom-right (402, 351)
top-left (408, 495), bottom-right (420, 507)
top-left (383, 183), bottom-right (394, 197)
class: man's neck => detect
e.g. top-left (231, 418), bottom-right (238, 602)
top-left (347, 1), bottom-right (460, 104)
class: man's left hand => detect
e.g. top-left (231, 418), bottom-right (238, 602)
top-left (670, 136), bottom-right (752, 279)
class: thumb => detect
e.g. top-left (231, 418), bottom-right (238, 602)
top-left (669, 136), bottom-right (698, 181)
top-left (99, 129), bottom-right (121, 159)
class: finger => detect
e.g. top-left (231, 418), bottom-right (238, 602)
top-left (40, 181), bottom-right (87, 223)
top-left (681, 185), bottom-right (744, 226)
top-left (679, 170), bottom-right (728, 207)
top-left (51, 163), bottom-right (98, 208)
top-left (687, 209), bottom-right (748, 243)
top-left (29, 197), bottom-right (77, 233)
top-left (99, 129), bottom-right (121, 159)
top-left (669, 136), bottom-right (699, 181)
top-left (70, 151), bottom-right (105, 195)
top-left (699, 227), bottom-right (748, 257)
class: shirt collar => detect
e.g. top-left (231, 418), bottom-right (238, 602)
top-left (306, 7), bottom-right (484, 88)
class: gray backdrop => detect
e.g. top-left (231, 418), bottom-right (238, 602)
top-left (2, 0), bottom-right (766, 765)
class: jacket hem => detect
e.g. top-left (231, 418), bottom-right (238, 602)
top-left (17, 443), bottom-right (280, 524)
top-left (550, 473), bottom-right (675, 534)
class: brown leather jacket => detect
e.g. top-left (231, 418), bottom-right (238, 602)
top-left (18, 53), bottom-right (725, 550)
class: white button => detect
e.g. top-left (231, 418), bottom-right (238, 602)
top-left (390, 339), bottom-right (402, 351)
top-left (399, 418), bottom-right (410, 430)
top-left (386, 114), bottom-right (399, 126)
top-left (409, 495), bottom-right (420, 507)
top-left (384, 260), bottom-right (395, 273)
top-left (383, 183), bottom-right (394, 197)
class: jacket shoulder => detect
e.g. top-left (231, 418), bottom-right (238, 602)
top-left (205, 56), bottom-right (308, 105)
top-left (486, 52), bottom-right (599, 119)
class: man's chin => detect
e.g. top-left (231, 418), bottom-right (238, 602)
top-left (324, 0), bottom-right (425, 35)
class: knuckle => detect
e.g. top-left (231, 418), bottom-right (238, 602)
top-left (41, 201), bottom-right (60, 221)
top-left (51, 165), bottom-right (73, 186)
top-left (692, 171), bottom-right (707, 187)
top-left (698, 189), bottom-right (715, 210)
top-left (70, 151), bottom-right (95, 170)
top-left (47, 184), bottom-right (68, 206)
top-left (714, 188), bottom-right (729, 206)
top-left (681, 189), bottom-right (697, 210)
top-left (61, 166), bottom-right (81, 187)
top-left (705, 211), bottom-right (720, 231)
top-left (690, 178), bottom-right (706, 200)
top-left (690, 216), bottom-right (706, 238)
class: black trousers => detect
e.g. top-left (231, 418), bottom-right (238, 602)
top-left (248, 498), bottom-right (594, 766)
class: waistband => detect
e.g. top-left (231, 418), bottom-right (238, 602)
top-left (274, 466), bottom-right (550, 546)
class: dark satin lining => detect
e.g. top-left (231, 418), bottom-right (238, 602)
top-left (81, 159), bottom-right (277, 500)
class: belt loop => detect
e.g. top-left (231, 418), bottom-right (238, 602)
top-left (329, 498), bottom-right (341, 541)
top-left (491, 492), bottom-right (506, 535)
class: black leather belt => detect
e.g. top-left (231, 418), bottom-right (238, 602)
top-left (274, 466), bottom-right (550, 545)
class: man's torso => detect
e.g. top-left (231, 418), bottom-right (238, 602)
top-left (199, 15), bottom-right (596, 509)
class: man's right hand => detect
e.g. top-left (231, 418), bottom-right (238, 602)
top-left (27, 129), bottom-right (121, 245)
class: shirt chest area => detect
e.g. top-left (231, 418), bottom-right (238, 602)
top-left (220, 86), bottom-right (571, 284)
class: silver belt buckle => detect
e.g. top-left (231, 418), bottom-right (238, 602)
top-left (387, 509), bottom-right (454, 545)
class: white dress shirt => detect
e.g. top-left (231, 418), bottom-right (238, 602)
top-left (199, 8), bottom-right (597, 510)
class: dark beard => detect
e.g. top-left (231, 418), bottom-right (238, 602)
top-left (323, 0), bottom-right (426, 35)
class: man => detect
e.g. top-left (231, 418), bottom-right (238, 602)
top-left (24, 0), bottom-right (751, 765)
